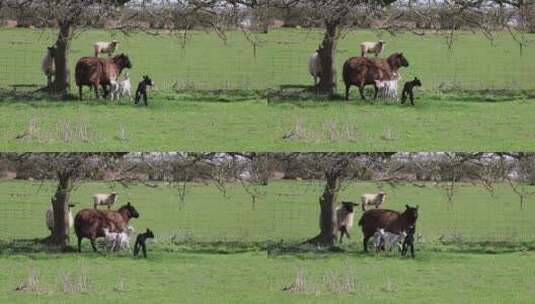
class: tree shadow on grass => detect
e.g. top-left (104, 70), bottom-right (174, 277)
top-left (0, 86), bottom-right (264, 105)
top-left (0, 238), bottom-right (75, 255)
top-left (428, 89), bottom-right (535, 103)
top-left (266, 85), bottom-right (409, 108)
top-left (434, 238), bottom-right (535, 254)
top-left (4, 238), bottom-right (533, 259)
top-left (0, 86), bottom-right (142, 107)
top-left (164, 89), bottom-right (264, 103)
top-left (2, 85), bottom-right (534, 107)
top-left (167, 239), bottom-right (362, 258)
top-left (0, 238), bottom-right (125, 258)
top-left (267, 85), bottom-right (535, 107)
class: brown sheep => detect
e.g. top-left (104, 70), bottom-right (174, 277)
top-left (342, 52), bottom-right (409, 101)
top-left (75, 53), bottom-right (132, 100)
top-left (358, 204), bottom-right (418, 252)
top-left (74, 202), bottom-right (139, 252)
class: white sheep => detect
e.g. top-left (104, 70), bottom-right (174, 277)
top-left (117, 225), bottom-right (135, 250)
top-left (375, 79), bottom-right (399, 100)
top-left (308, 51), bottom-right (322, 86)
top-left (385, 79), bottom-right (399, 99)
top-left (386, 72), bottom-right (401, 99)
top-left (93, 192), bottom-right (118, 209)
top-left (361, 191), bottom-right (386, 211)
top-left (45, 203), bottom-right (74, 233)
top-left (360, 40), bottom-right (386, 57)
top-left (375, 228), bottom-right (405, 252)
top-left (41, 46), bottom-right (55, 87)
top-left (102, 228), bottom-right (121, 251)
top-left (93, 40), bottom-right (119, 57)
top-left (335, 201), bottom-right (358, 243)
top-left (110, 73), bottom-right (132, 101)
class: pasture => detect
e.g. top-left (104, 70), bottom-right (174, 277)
top-left (1, 28), bottom-right (535, 151)
top-left (1, 180), bottom-right (535, 303)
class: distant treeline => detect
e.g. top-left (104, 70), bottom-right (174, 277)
top-left (1, 153), bottom-right (534, 185)
top-left (1, 3), bottom-right (534, 33)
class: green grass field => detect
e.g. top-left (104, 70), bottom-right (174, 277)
top-left (1, 180), bottom-right (535, 303)
top-left (1, 28), bottom-right (535, 151)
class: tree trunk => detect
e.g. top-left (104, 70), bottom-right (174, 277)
top-left (316, 21), bottom-right (339, 98)
top-left (305, 170), bottom-right (340, 247)
top-left (50, 171), bottom-right (73, 248)
top-left (50, 20), bottom-right (71, 96)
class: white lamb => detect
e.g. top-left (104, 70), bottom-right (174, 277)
top-left (93, 40), bottom-right (119, 57)
top-left (102, 228), bottom-right (121, 251)
top-left (375, 228), bottom-right (405, 252)
top-left (93, 192), bottom-right (118, 209)
top-left (110, 73), bottom-right (132, 101)
top-left (360, 40), bottom-right (386, 57)
top-left (117, 225), bottom-right (135, 250)
top-left (361, 191), bottom-right (386, 211)
top-left (308, 51), bottom-right (322, 86)
top-left (45, 203), bottom-right (74, 233)
top-left (375, 72), bottom-right (401, 100)
top-left (375, 79), bottom-right (399, 99)
top-left (103, 226), bottom-right (135, 251)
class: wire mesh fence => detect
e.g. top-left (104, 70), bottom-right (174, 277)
top-left (0, 180), bottom-right (534, 247)
top-left (1, 28), bottom-right (534, 93)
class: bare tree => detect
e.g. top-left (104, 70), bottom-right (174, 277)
top-left (5, 0), bottom-right (127, 96)
top-left (1, 153), bottom-right (127, 248)
top-left (251, 152), bottom-right (393, 247)
top-left (231, 0), bottom-right (397, 97)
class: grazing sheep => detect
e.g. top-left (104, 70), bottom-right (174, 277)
top-left (336, 201), bottom-right (359, 243)
top-left (375, 228), bottom-right (405, 252)
top-left (360, 40), bottom-right (386, 57)
top-left (74, 202), bottom-right (139, 252)
top-left (45, 203), bottom-right (75, 233)
top-left (94, 40), bottom-right (119, 57)
top-left (360, 191), bottom-right (386, 211)
top-left (401, 224), bottom-right (416, 257)
top-left (110, 73), bottom-right (132, 101)
top-left (75, 53), bottom-right (132, 100)
top-left (42, 45), bottom-right (56, 87)
top-left (134, 75), bottom-right (154, 106)
top-left (93, 192), bottom-right (118, 209)
top-left (308, 51), bottom-right (322, 86)
top-left (358, 204), bottom-right (419, 252)
top-left (343, 52), bottom-right (409, 101)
